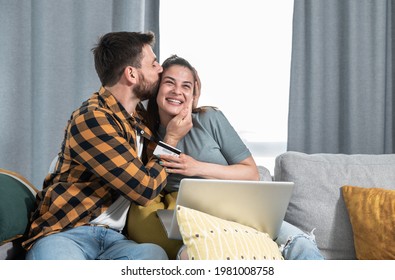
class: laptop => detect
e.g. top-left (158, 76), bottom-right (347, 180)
top-left (157, 178), bottom-right (294, 240)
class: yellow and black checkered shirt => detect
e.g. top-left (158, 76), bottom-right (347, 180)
top-left (23, 87), bottom-right (167, 249)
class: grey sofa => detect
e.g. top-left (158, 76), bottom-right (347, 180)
top-left (2, 152), bottom-right (394, 260)
top-left (274, 151), bottom-right (395, 260)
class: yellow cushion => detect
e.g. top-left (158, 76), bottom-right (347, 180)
top-left (342, 185), bottom-right (395, 260)
top-left (176, 205), bottom-right (283, 260)
top-left (126, 192), bottom-right (183, 260)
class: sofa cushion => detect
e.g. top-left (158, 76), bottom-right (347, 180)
top-left (0, 169), bottom-right (37, 245)
top-left (176, 205), bottom-right (283, 260)
top-left (342, 185), bottom-right (395, 260)
top-left (274, 151), bottom-right (395, 260)
top-left (258, 165), bottom-right (272, 181)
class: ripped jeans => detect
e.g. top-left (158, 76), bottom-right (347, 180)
top-left (275, 221), bottom-right (324, 260)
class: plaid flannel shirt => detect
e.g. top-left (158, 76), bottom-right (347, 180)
top-left (23, 87), bottom-right (167, 249)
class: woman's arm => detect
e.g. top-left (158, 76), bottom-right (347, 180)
top-left (159, 154), bottom-right (260, 181)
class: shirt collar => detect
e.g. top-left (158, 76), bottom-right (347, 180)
top-left (98, 87), bottom-right (131, 121)
top-left (97, 87), bottom-right (153, 140)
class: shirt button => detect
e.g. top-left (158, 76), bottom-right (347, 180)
top-left (140, 130), bottom-right (144, 135)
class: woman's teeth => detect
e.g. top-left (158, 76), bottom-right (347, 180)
top-left (167, 98), bottom-right (182, 104)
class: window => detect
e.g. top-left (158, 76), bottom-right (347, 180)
top-left (160, 0), bottom-right (294, 174)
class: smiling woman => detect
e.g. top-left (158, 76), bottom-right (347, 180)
top-left (156, 58), bottom-right (195, 126)
top-left (159, 0), bottom-right (294, 173)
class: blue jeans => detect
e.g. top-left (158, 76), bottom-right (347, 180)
top-left (275, 221), bottom-right (324, 260)
top-left (25, 226), bottom-right (168, 260)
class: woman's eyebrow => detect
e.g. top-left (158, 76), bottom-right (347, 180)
top-left (162, 76), bottom-right (193, 86)
top-left (182, 81), bottom-right (193, 86)
top-left (162, 76), bottom-right (176, 82)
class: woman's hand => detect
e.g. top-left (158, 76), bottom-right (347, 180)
top-left (159, 153), bottom-right (201, 177)
top-left (160, 154), bottom-right (260, 181)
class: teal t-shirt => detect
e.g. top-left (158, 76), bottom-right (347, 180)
top-left (158, 107), bottom-right (252, 192)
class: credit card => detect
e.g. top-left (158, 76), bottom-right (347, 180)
top-left (153, 141), bottom-right (181, 157)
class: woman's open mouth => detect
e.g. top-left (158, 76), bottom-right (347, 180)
top-left (166, 98), bottom-right (183, 105)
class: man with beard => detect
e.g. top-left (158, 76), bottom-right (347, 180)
top-left (23, 32), bottom-right (193, 260)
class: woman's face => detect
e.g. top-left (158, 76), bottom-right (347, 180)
top-left (157, 65), bottom-right (195, 122)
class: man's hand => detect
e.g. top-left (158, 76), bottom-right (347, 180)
top-left (192, 68), bottom-right (201, 109)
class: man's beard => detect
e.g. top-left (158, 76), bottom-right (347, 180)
top-left (134, 72), bottom-right (159, 101)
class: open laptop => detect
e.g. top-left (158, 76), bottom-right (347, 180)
top-left (157, 178), bottom-right (294, 240)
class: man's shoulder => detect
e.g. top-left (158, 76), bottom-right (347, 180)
top-left (72, 92), bottom-right (112, 117)
top-left (67, 95), bottom-right (115, 131)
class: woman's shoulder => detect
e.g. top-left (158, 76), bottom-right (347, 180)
top-left (193, 106), bottom-right (222, 117)
top-left (193, 106), bottom-right (229, 125)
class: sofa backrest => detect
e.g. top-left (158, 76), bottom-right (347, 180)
top-left (274, 151), bottom-right (395, 260)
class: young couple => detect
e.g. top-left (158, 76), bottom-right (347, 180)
top-left (23, 31), bottom-right (323, 260)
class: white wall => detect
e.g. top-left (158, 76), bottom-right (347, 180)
top-left (160, 0), bottom-right (294, 174)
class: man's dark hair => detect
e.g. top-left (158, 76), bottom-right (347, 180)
top-left (92, 31), bottom-right (155, 86)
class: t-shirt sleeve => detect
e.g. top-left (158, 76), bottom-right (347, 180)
top-left (196, 107), bottom-right (252, 164)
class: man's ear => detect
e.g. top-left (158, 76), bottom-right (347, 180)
top-left (125, 66), bottom-right (137, 83)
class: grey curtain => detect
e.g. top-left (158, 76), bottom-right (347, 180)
top-left (0, 0), bottom-right (159, 188)
top-left (287, 0), bottom-right (394, 154)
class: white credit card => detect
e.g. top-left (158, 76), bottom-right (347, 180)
top-left (153, 141), bottom-right (181, 157)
